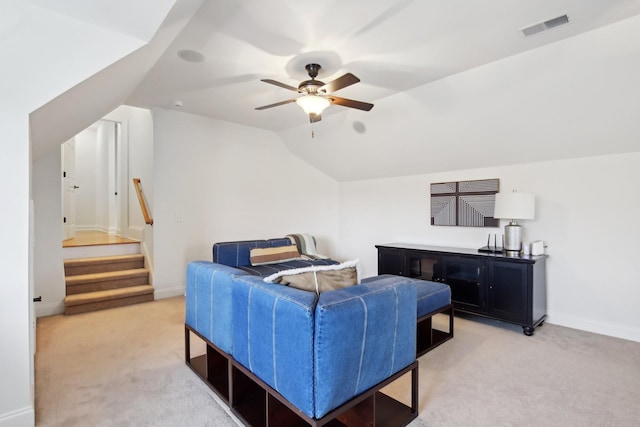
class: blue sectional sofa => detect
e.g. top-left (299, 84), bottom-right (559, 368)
top-left (185, 237), bottom-right (453, 426)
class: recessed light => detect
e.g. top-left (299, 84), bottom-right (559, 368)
top-left (352, 121), bottom-right (366, 134)
top-left (177, 49), bottom-right (205, 63)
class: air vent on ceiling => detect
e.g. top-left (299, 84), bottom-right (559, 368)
top-left (520, 14), bottom-right (570, 37)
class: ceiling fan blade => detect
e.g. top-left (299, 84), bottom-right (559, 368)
top-left (320, 73), bottom-right (360, 93)
top-left (255, 98), bottom-right (297, 110)
top-left (309, 113), bottom-right (322, 123)
top-left (329, 96), bottom-right (374, 111)
top-left (261, 79), bottom-right (300, 92)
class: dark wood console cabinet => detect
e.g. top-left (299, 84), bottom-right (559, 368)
top-left (376, 243), bottom-right (547, 336)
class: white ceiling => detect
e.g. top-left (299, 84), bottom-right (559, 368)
top-left (127, 0), bottom-right (640, 132)
top-left (24, 0), bottom-right (176, 42)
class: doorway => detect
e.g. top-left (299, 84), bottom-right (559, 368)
top-left (61, 120), bottom-right (129, 243)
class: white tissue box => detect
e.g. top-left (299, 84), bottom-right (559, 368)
top-left (531, 240), bottom-right (545, 256)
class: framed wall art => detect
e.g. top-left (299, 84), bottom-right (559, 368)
top-left (430, 178), bottom-right (499, 227)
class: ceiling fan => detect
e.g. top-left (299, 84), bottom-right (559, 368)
top-left (255, 63), bottom-right (374, 123)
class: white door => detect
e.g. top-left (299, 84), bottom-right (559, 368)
top-left (61, 139), bottom-right (77, 240)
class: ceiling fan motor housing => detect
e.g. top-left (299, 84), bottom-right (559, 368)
top-left (305, 63), bottom-right (321, 78)
top-left (298, 80), bottom-right (325, 94)
top-left (299, 64), bottom-right (325, 94)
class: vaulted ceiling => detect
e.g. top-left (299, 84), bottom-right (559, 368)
top-left (15, 0), bottom-right (640, 181)
top-left (127, 0), bottom-right (640, 132)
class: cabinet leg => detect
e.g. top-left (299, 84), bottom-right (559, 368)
top-left (522, 326), bottom-right (534, 336)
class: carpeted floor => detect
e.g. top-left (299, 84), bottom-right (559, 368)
top-left (35, 296), bottom-right (640, 426)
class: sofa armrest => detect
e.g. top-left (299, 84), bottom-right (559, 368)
top-left (313, 276), bottom-right (417, 418)
top-left (185, 261), bottom-right (249, 353)
top-left (231, 275), bottom-right (318, 418)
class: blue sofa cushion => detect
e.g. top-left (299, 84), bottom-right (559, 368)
top-left (415, 280), bottom-right (451, 318)
top-left (213, 238), bottom-right (293, 267)
top-left (362, 275), bottom-right (451, 318)
top-left (313, 276), bottom-right (417, 418)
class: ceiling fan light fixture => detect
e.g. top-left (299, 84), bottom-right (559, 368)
top-left (296, 94), bottom-right (331, 115)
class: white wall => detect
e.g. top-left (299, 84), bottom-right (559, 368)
top-left (32, 148), bottom-right (67, 319)
top-left (67, 108), bottom-right (155, 236)
top-left (338, 152), bottom-right (640, 342)
top-left (74, 130), bottom-right (98, 228)
top-left (0, 1), bottom-right (156, 422)
top-left (104, 106), bottom-right (155, 238)
top-left (0, 1), bottom-right (198, 423)
top-left (152, 109), bottom-right (340, 299)
top-left (94, 123), bottom-right (111, 232)
top-left (0, 111), bottom-right (33, 426)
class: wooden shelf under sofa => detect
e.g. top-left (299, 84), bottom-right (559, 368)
top-left (185, 324), bottom-right (418, 427)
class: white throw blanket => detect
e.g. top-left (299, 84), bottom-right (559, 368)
top-left (286, 233), bottom-right (328, 260)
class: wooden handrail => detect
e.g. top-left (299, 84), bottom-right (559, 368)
top-left (132, 178), bottom-right (153, 225)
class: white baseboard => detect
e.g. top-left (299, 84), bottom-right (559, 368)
top-left (36, 301), bottom-right (64, 318)
top-left (548, 313), bottom-right (640, 343)
top-left (35, 287), bottom-right (184, 318)
top-left (0, 406), bottom-right (34, 427)
top-left (154, 285), bottom-right (186, 300)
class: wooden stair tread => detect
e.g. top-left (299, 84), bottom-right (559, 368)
top-left (63, 250), bottom-right (153, 314)
top-left (65, 285), bottom-right (154, 306)
top-left (64, 253), bottom-right (144, 267)
top-left (65, 268), bottom-right (148, 285)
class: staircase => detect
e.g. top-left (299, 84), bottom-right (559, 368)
top-left (64, 253), bottom-right (154, 315)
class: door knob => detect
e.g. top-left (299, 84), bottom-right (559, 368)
top-left (73, 185), bottom-right (80, 189)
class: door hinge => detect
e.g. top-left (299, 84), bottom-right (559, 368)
top-left (63, 171), bottom-right (66, 178)
top-left (63, 217), bottom-right (66, 223)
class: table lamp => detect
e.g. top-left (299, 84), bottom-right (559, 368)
top-left (493, 191), bottom-right (535, 255)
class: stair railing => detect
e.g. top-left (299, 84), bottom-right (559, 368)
top-left (132, 178), bottom-right (154, 225)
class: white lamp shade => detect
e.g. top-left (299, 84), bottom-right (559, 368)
top-left (493, 192), bottom-right (535, 220)
top-left (296, 95), bottom-right (331, 115)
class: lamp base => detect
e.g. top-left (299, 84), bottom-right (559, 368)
top-left (504, 222), bottom-right (522, 254)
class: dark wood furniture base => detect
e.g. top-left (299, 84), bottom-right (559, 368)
top-left (185, 325), bottom-right (419, 427)
top-left (416, 303), bottom-right (454, 357)
top-left (377, 244), bottom-right (547, 336)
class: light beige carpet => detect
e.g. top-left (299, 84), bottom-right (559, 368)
top-left (36, 297), bottom-right (640, 426)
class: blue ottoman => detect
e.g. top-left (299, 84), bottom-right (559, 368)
top-left (416, 280), bottom-right (453, 356)
top-left (363, 276), bottom-right (454, 357)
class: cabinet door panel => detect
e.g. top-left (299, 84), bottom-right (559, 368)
top-left (445, 256), bottom-right (484, 312)
top-left (487, 261), bottom-right (528, 323)
top-left (407, 252), bottom-right (443, 282)
top-left (378, 248), bottom-right (406, 276)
